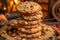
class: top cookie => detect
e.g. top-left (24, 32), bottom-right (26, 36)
top-left (17, 1), bottom-right (42, 14)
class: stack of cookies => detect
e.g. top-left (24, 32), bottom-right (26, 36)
top-left (17, 1), bottom-right (43, 38)
top-left (0, 1), bottom-right (55, 40)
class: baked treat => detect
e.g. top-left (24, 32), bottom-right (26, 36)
top-left (9, 19), bottom-right (41, 28)
top-left (0, 25), bottom-right (55, 40)
top-left (0, 26), bottom-right (41, 38)
top-left (17, 1), bottom-right (41, 14)
top-left (18, 19), bottom-right (41, 26)
top-left (19, 24), bottom-right (40, 28)
top-left (21, 38), bottom-right (42, 40)
top-left (9, 19), bottom-right (18, 24)
top-left (21, 11), bottom-right (43, 21)
top-left (18, 31), bottom-right (41, 38)
top-left (18, 26), bottom-right (42, 33)
top-left (9, 19), bottom-right (40, 28)
top-left (40, 23), bottom-right (55, 38)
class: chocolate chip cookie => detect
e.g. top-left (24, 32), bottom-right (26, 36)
top-left (18, 26), bottom-right (42, 33)
top-left (17, 1), bottom-right (41, 14)
top-left (18, 19), bottom-right (41, 26)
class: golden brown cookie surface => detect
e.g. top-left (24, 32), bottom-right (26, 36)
top-left (18, 31), bottom-right (41, 38)
top-left (19, 24), bottom-right (40, 28)
top-left (21, 11), bottom-right (43, 21)
top-left (18, 26), bottom-right (42, 33)
top-left (17, 1), bottom-right (41, 14)
top-left (40, 23), bottom-right (55, 38)
top-left (18, 19), bottom-right (41, 26)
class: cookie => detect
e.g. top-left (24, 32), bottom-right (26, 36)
top-left (21, 37), bottom-right (43, 40)
top-left (21, 11), bottom-right (43, 21)
top-left (18, 26), bottom-right (42, 33)
top-left (17, 1), bottom-right (41, 14)
top-left (0, 26), bottom-right (55, 40)
top-left (9, 19), bottom-right (18, 24)
top-left (19, 8), bottom-right (43, 16)
top-left (18, 19), bottom-right (41, 26)
top-left (18, 31), bottom-right (41, 38)
top-left (0, 26), bottom-right (40, 39)
top-left (27, 37), bottom-right (43, 40)
top-left (40, 23), bottom-right (55, 38)
top-left (19, 24), bottom-right (40, 28)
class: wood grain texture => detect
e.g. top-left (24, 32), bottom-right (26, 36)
top-left (40, 4), bottom-right (48, 10)
top-left (42, 11), bottom-right (48, 17)
top-left (38, 0), bottom-right (49, 3)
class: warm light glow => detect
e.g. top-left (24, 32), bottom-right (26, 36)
top-left (10, 1), bottom-right (14, 7)
top-left (4, 7), bottom-right (6, 10)
top-left (14, 0), bottom-right (17, 3)
top-left (12, 4), bottom-right (17, 12)
top-left (14, 0), bottom-right (20, 5)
